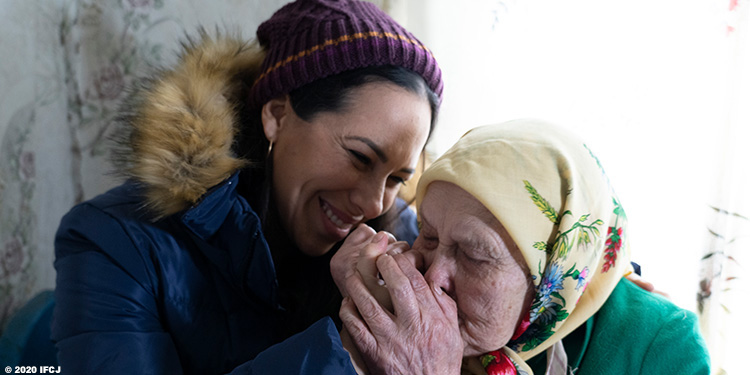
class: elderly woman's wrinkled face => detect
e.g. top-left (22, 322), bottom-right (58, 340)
top-left (414, 181), bottom-right (535, 356)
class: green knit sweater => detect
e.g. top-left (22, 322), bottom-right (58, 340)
top-left (527, 278), bottom-right (710, 374)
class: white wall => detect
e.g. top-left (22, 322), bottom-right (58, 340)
top-left (408, 0), bottom-right (729, 311)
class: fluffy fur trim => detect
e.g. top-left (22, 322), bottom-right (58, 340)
top-left (112, 30), bottom-right (265, 219)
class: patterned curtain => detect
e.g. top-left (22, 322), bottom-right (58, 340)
top-left (698, 1), bottom-right (750, 374)
top-left (0, 0), bottom-right (293, 330)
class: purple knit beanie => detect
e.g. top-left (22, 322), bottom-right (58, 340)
top-left (249, 0), bottom-right (443, 109)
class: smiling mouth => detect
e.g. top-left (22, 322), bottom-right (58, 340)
top-left (325, 205), bottom-right (347, 228)
top-left (320, 199), bottom-right (361, 230)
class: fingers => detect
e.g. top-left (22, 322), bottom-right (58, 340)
top-left (333, 224), bottom-right (377, 279)
top-left (331, 225), bottom-right (376, 297)
top-left (398, 249), bottom-right (425, 272)
top-left (373, 253), bottom-right (459, 336)
top-left (331, 248), bottom-right (359, 296)
top-left (342, 248), bottom-right (462, 374)
top-left (358, 237), bottom-right (410, 281)
top-left (376, 253), bottom-right (436, 320)
top-left (386, 241), bottom-right (410, 256)
top-left (341, 230), bottom-right (415, 316)
top-left (653, 289), bottom-right (671, 299)
top-left (358, 233), bottom-right (389, 279)
top-left (625, 272), bottom-right (655, 292)
top-left (344, 267), bottom-right (395, 330)
top-left (625, 272), bottom-right (671, 299)
top-left (339, 297), bottom-right (377, 354)
top-left (426, 276), bottom-right (458, 318)
top-left (384, 231), bottom-right (398, 244)
top-left (347, 224), bottom-right (378, 246)
top-left (394, 253), bottom-right (455, 317)
top-left (357, 234), bottom-right (394, 311)
top-left (392, 253), bottom-right (431, 297)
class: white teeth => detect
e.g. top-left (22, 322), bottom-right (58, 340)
top-left (324, 205), bottom-right (347, 228)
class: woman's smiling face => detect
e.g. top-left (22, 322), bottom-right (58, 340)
top-left (263, 81), bottom-right (431, 257)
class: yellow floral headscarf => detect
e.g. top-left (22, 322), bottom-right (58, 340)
top-left (415, 120), bottom-right (631, 375)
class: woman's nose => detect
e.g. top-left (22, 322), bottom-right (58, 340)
top-left (351, 178), bottom-right (386, 219)
top-left (423, 254), bottom-right (455, 298)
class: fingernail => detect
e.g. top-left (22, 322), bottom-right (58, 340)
top-left (349, 226), bottom-right (367, 242)
top-left (384, 231), bottom-right (397, 242)
top-left (372, 232), bottom-right (387, 244)
top-left (433, 283), bottom-right (443, 295)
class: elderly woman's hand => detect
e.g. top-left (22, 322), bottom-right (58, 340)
top-left (339, 236), bottom-right (464, 375)
top-left (332, 225), bottom-right (429, 374)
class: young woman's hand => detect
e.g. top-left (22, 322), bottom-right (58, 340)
top-left (625, 272), bottom-right (670, 298)
top-left (331, 224), bottom-right (408, 307)
top-left (354, 237), bottom-right (410, 312)
top-left (331, 224), bottom-right (377, 298)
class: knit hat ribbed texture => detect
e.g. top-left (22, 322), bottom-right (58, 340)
top-left (249, 0), bottom-right (443, 109)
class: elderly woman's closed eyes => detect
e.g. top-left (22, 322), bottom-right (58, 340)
top-left (332, 119), bottom-right (711, 375)
top-left (415, 181), bottom-right (534, 358)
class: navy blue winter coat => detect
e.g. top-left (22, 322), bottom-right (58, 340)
top-left (54, 173), bottom-right (352, 374)
top-left (51, 34), bottom-right (419, 374)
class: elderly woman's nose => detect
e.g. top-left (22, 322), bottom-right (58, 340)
top-left (423, 254), bottom-right (455, 297)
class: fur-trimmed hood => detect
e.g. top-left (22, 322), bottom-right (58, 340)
top-left (112, 32), bottom-right (265, 219)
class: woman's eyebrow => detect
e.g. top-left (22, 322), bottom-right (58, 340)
top-left (345, 136), bottom-right (415, 174)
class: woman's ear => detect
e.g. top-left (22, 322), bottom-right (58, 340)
top-left (260, 96), bottom-right (291, 143)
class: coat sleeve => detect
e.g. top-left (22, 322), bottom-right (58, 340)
top-left (52, 203), bottom-right (185, 374)
top-left (640, 308), bottom-right (711, 375)
top-left (228, 318), bottom-right (358, 375)
top-left (53, 202), bottom-right (358, 375)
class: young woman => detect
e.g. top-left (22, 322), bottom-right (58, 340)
top-left (51, 0), bottom-right (442, 374)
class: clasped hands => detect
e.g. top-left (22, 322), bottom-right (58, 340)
top-left (330, 224), bottom-right (464, 375)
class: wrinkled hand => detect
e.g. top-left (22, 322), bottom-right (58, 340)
top-left (354, 238), bottom-right (411, 312)
top-left (339, 242), bottom-right (463, 375)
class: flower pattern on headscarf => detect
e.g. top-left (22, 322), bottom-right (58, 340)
top-left (416, 120), bottom-right (632, 375)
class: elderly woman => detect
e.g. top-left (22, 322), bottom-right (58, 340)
top-left (333, 119), bottom-right (710, 374)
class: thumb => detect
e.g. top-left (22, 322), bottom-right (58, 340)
top-left (346, 224), bottom-right (377, 246)
top-left (357, 232), bottom-right (389, 280)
